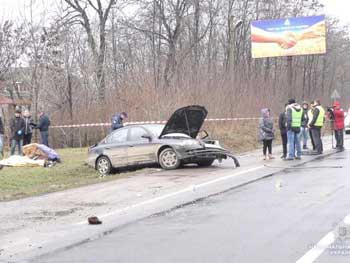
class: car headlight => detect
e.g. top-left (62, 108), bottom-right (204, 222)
top-left (180, 140), bottom-right (200, 146)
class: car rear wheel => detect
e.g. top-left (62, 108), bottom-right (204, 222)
top-left (197, 159), bottom-right (215, 167)
top-left (159, 148), bottom-right (180, 170)
top-left (96, 156), bottom-right (112, 176)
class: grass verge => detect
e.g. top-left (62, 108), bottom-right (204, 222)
top-left (0, 148), bottom-right (137, 202)
top-left (0, 121), bottom-right (332, 202)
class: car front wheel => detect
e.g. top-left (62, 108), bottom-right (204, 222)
top-left (159, 148), bottom-right (180, 170)
top-left (96, 156), bottom-right (112, 176)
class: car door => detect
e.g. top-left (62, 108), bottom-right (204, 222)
top-left (127, 127), bottom-right (158, 165)
top-left (103, 128), bottom-right (129, 167)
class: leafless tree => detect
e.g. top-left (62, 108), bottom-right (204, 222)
top-left (63, 0), bottom-right (117, 103)
top-left (0, 21), bottom-right (26, 79)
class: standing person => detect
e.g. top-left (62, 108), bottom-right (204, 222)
top-left (111, 112), bottom-right (128, 131)
top-left (0, 114), bottom-right (4, 159)
top-left (10, 108), bottom-right (25, 156)
top-left (278, 104), bottom-right (288, 159)
top-left (23, 109), bottom-right (34, 145)
top-left (259, 108), bottom-right (275, 160)
top-left (36, 110), bottom-right (51, 147)
top-left (328, 101), bottom-right (345, 151)
top-left (308, 99), bottom-right (325, 155)
top-left (308, 102), bottom-right (316, 151)
top-left (285, 99), bottom-right (302, 160)
top-left (300, 102), bottom-right (309, 149)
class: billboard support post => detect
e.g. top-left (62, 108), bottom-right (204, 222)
top-left (287, 56), bottom-right (293, 98)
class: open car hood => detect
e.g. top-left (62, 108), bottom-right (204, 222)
top-left (160, 105), bottom-right (208, 138)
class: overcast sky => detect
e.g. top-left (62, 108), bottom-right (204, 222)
top-left (0, 0), bottom-right (349, 24)
top-left (321, 0), bottom-right (350, 24)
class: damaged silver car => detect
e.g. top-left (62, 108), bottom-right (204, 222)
top-left (87, 105), bottom-right (240, 175)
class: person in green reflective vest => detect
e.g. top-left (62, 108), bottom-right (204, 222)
top-left (285, 99), bottom-right (303, 160)
top-left (308, 99), bottom-right (325, 155)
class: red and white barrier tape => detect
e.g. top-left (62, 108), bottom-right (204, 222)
top-left (50, 117), bottom-right (262, 129)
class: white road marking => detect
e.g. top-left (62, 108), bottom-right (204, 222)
top-left (296, 232), bottom-right (335, 263)
top-left (192, 166), bottom-right (265, 189)
top-left (296, 213), bottom-right (350, 263)
top-left (75, 165), bottom-right (265, 225)
top-left (344, 215), bottom-right (350, 225)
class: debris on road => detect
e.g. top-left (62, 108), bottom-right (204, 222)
top-left (275, 181), bottom-right (283, 191)
top-left (88, 216), bottom-right (102, 225)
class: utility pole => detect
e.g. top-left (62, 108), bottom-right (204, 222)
top-left (287, 56), bottom-right (293, 98)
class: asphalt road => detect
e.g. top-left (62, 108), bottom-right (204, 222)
top-left (35, 149), bottom-right (350, 263)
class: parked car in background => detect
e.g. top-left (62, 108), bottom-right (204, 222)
top-left (87, 105), bottom-right (240, 176)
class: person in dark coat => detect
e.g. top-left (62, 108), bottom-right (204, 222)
top-left (299, 102), bottom-right (309, 149)
top-left (0, 115), bottom-right (4, 159)
top-left (259, 108), bottom-right (275, 160)
top-left (111, 112), bottom-right (128, 131)
top-left (278, 104), bottom-right (288, 159)
top-left (307, 102), bottom-right (316, 151)
top-left (328, 101), bottom-right (345, 151)
top-left (10, 108), bottom-right (25, 155)
top-left (35, 110), bottom-right (51, 147)
top-left (23, 109), bottom-right (35, 146)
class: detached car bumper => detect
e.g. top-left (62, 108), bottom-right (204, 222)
top-left (175, 144), bottom-right (240, 167)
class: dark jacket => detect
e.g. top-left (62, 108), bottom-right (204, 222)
top-left (24, 117), bottom-right (34, 135)
top-left (111, 113), bottom-right (123, 130)
top-left (286, 103), bottom-right (302, 132)
top-left (278, 112), bottom-right (287, 135)
top-left (259, 109), bottom-right (275, 141)
top-left (0, 117), bottom-right (4, 135)
top-left (37, 114), bottom-right (51, 132)
top-left (10, 116), bottom-right (25, 140)
top-left (301, 108), bottom-right (309, 128)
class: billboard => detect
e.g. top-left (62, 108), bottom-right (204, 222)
top-left (251, 15), bottom-right (326, 58)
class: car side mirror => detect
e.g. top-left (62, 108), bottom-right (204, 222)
top-left (141, 135), bottom-right (152, 141)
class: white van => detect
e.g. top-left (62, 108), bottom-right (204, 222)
top-left (345, 110), bottom-right (350, 134)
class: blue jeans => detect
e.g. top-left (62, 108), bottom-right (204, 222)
top-left (287, 130), bottom-right (301, 159)
top-left (0, 134), bottom-right (3, 159)
top-left (40, 131), bottom-right (49, 147)
top-left (11, 139), bottom-right (23, 156)
top-left (299, 127), bottom-right (309, 147)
